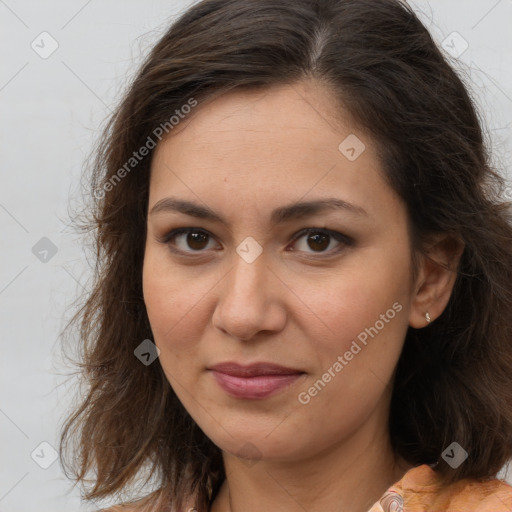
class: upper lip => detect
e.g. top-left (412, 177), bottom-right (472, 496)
top-left (208, 361), bottom-right (304, 377)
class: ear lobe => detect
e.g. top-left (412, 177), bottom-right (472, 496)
top-left (408, 233), bottom-right (465, 328)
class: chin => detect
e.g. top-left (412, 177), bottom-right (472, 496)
top-left (198, 417), bottom-right (304, 463)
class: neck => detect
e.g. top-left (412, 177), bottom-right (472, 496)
top-left (209, 418), bottom-right (410, 512)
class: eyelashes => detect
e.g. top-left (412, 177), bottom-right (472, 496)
top-left (158, 227), bottom-right (354, 258)
top-left (289, 227), bottom-right (354, 254)
top-left (160, 228), bottom-right (219, 254)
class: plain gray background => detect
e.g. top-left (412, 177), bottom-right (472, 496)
top-left (1, 1), bottom-right (511, 511)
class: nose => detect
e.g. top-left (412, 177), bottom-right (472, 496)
top-left (211, 250), bottom-right (287, 341)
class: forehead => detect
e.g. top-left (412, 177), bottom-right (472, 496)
top-left (155, 80), bottom-right (356, 163)
top-left (148, 80), bottom-right (404, 224)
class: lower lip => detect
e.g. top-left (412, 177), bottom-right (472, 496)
top-left (209, 370), bottom-right (305, 399)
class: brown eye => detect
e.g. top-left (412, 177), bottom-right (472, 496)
top-left (160, 227), bottom-right (353, 258)
top-left (289, 228), bottom-right (353, 255)
top-left (185, 231), bottom-right (209, 250)
top-left (161, 228), bottom-right (219, 254)
top-left (305, 232), bottom-right (330, 252)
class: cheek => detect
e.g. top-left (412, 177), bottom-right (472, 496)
top-left (142, 248), bottom-right (209, 358)
top-left (291, 245), bottom-right (411, 410)
top-left (286, 281), bottom-right (408, 456)
top-left (297, 259), bottom-right (409, 354)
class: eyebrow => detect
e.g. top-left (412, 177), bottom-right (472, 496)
top-left (149, 197), bottom-right (368, 225)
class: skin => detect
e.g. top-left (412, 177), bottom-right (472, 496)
top-left (142, 79), bottom-right (463, 512)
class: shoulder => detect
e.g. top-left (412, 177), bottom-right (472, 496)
top-left (392, 464), bottom-right (512, 511)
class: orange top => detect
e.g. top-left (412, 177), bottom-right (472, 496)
top-left (100, 464), bottom-right (512, 511)
top-left (369, 464), bottom-right (512, 512)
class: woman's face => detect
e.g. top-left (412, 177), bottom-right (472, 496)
top-left (143, 80), bottom-right (415, 462)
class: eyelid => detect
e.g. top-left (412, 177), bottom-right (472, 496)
top-left (159, 227), bottom-right (354, 256)
top-left (158, 227), bottom-right (221, 255)
top-left (288, 227), bottom-right (354, 250)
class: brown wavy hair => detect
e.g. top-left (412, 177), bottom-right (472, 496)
top-left (59, 0), bottom-right (512, 510)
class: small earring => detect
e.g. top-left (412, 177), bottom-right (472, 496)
top-left (425, 312), bottom-right (431, 324)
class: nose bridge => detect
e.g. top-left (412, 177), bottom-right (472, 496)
top-left (213, 245), bottom-right (284, 340)
top-left (227, 244), bottom-right (269, 306)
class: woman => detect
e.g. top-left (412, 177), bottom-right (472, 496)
top-left (59, 0), bottom-right (512, 511)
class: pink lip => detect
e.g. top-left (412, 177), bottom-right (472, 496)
top-left (208, 362), bottom-right (306, 399)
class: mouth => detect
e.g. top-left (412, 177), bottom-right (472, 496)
top-left (207, 361), bottom-right (306, 399)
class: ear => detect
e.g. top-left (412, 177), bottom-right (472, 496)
top-left (408, 233), bottom-right (465, 328)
